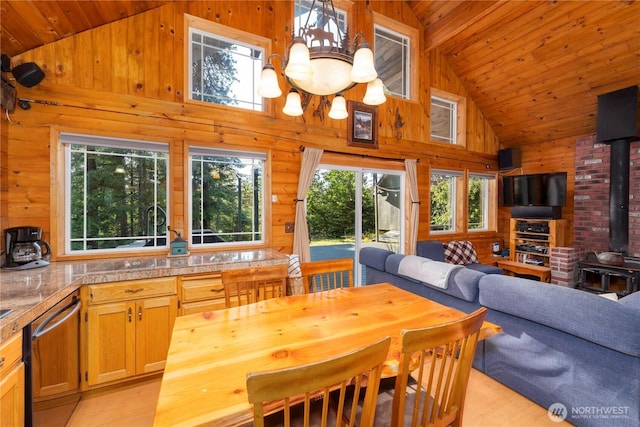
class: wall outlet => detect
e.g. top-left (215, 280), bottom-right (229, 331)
top-left (285, 222), bottom-right (295, 233)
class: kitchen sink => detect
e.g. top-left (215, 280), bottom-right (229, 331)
top-left (0, 308), bottom-right (13, 319)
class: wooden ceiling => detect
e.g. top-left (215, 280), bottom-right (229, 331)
top-left (1, 1), bottom-right (639, 147)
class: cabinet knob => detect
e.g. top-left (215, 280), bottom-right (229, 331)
top-left (128, 307), bottom-right (132, 322)
top-left (138, 306), bottom-right (143, 321)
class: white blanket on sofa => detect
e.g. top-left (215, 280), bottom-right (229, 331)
top-left (398, 255), bottom-right (463, 289)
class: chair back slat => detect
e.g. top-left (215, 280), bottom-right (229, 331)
top-left (392, 307), bottom-right (487, 427)
top-left (221, 264), bottom-right (288, 308)
top-left (300, 258), bottom-right (354, 293)
top-left (247, 336), bottom-right (391, 427)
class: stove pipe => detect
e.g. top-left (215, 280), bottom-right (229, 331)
top-left (596, 85), bottom-right (639, 254)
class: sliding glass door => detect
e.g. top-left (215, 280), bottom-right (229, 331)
top-left (307, 165), bottom-right (405, 285)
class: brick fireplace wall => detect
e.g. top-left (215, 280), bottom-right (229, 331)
top-left (574, 135), bottom-right (640, 257)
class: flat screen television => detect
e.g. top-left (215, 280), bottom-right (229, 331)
top-left (502, 172), bottom-right (567, 207)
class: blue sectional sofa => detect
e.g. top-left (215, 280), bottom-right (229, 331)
top-left (360, 245), bottom-right (640, 427)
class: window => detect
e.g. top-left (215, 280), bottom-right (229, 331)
top-left (431, 96), bottom-right (456, 144)
top-left (374, 26), bottom-right (409, 98)
top-left (373, 14), bottom-right (418, 100)
top-left (189, 147), bottom-right (266, 246)
top-left (61, 133), bottom-right (169, 254)
top-left (294, 0), bottom-right (347, 42)
top-left (430, 170), bottom-right (462, 233)
top-left (468, 173), bottom-right (496, 231)
top-left (431, 88), bottom-right (466, 146)
top-left (186, 15), bottom-right (269, 111)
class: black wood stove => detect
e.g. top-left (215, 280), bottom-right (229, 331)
top-left (576, 86), bottom-right (640, 298)
top-left (578, 252), bottom-right (640, 297)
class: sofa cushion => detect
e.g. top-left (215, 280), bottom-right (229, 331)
top-left (465, 262), bottom-right (504, 275)
top-left (386, 255), bottom-right (483, 302)
top-left (619, 291), bottom-right (640, 311)
top-left (385, 254), bottom-right (421, 284)
top-left (443, 241), bottom-right (479, 264)
top-left (479, 275), bottom-right (640, 357)
top-left (416, 241), bottom-right (446, 262)
top-left (359, 247), bottom-right (394, 272)
top-left (436, 268), bottom-right (484, 302)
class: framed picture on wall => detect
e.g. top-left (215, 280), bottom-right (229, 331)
top-left (347, 101), bottom-right (378, 149)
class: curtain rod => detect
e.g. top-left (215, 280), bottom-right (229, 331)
top-left (300, 145), bottom-right (500, 169)
top-left (299, 145), bottom-right (418, 163)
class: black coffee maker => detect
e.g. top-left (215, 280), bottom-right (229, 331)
top-left (4, 226), bottom-right (51, 270)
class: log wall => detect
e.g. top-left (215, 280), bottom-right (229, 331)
top-left (496, 136), bottom-right (577, 250)
top-left (1, 1), bottom-right (503, 262)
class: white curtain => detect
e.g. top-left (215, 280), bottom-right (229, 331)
top-left (405, 159), bottom-right (419, 255)
top-left (293, 147), bottom-right (323, 262)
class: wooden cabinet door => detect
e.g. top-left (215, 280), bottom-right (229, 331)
top-left (87, 301), bottom-right (135, 386)
top-left (0, 362), bottom-right (24, 427)
top-left (135, 295), bottom-right (177, 375)
top-left (32, 295), bottom-right (80, 398)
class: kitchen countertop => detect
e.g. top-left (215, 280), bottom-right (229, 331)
top-left (0, 249), bottom-right (289, 343)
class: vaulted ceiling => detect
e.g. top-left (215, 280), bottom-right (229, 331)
top-left (1, 1), bottom-right (639, 147)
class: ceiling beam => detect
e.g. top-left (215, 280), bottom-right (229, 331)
top-left (419, 0), bottom-right (506, 51)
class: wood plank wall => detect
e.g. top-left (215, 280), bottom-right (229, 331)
top-left (0, 117), bottom-right (7, 240)
top-left (497, 136), bottom-right (577, 249)
top-left (1, 1), bottom-right (504, 263)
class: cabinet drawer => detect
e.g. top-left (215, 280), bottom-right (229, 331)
top-left (182, 299), bottom-right (226, 315)
top-left (0, 331), bottom-right (22, 378)
top-left (87, 277), bottom-right (177, 304)
top-left (180, 275), bottom-right (223, 303)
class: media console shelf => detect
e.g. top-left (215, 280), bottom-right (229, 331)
top-left (509, 217), bottom-right (566, 270)
top-left (497, 259), bottom-right (551, 283)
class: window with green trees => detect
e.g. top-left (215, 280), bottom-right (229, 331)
top-left (188, 20), bottom-right (266, 111)
top-left (62, 133), bottom-right (169, 253)
top-left (468, 173), bottom-right (495, 231)
top-left (189, 147), bottom-right (265, 246)
top-left (430, 170), bottom-right (462, 233)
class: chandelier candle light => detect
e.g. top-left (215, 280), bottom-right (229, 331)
top-left (257, 0), bottom-right (386, 119)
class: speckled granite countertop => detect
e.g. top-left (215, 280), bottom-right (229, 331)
top-left (0, 249), bottom-right (289, 342)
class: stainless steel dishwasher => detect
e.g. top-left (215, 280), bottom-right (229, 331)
top-left (23, 290), bottom-right (82, 427)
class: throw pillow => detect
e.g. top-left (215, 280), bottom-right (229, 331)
top-left (443, 240), bottom-right (479, 265)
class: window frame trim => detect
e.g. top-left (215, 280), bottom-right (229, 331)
top-left (184, 14), bottom-right (273, 115)
top-left (373, 12), bottom-right (419, 102)
top-left (57, 130), bottom-right (171, 257)
top-left (430, 88), bottom-right (467, 147)
top-left (186, 143), bottom-right (271, 250)
top-left (429, 169), bottom-right (463, 234)
top-left (467, 172), bottom-right (497, 232)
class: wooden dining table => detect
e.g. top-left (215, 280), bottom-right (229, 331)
top-left (153, 283), bottom-right (501, 427)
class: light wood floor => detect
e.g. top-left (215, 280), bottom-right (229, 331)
top-left (65, 369), bottom-right (570, 426)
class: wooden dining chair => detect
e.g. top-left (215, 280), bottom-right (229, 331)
top-left (221, 264), bottom-right (288, 308)
top-left (246, 336), bottom-right (391, 427)
top-left (299, 258), bottom-right (354, 293)
top-left (384, 307), bottom-right (488, 427)
top-left (342, 308), bottom-right (487, 427)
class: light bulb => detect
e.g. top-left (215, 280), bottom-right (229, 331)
top-left (257, 64), bottom-right (282, 98)
top-left (363, 78), bottom-right (386, 105)
top-left (351, 43), bottom-right (377, 83)
top-left (328, 94), bottom-right (348, 120)
top-left (285, 37), bottom-right (312, 82)
top-left (283, 89), bottom-right (304, 116)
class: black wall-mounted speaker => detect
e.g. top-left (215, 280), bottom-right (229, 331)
top-left (596, 85), bottom-right (639, 143)
top-left (498, 147), bottom-right (521, 170)
top-left (11, 62), bottom-right (44, 88)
